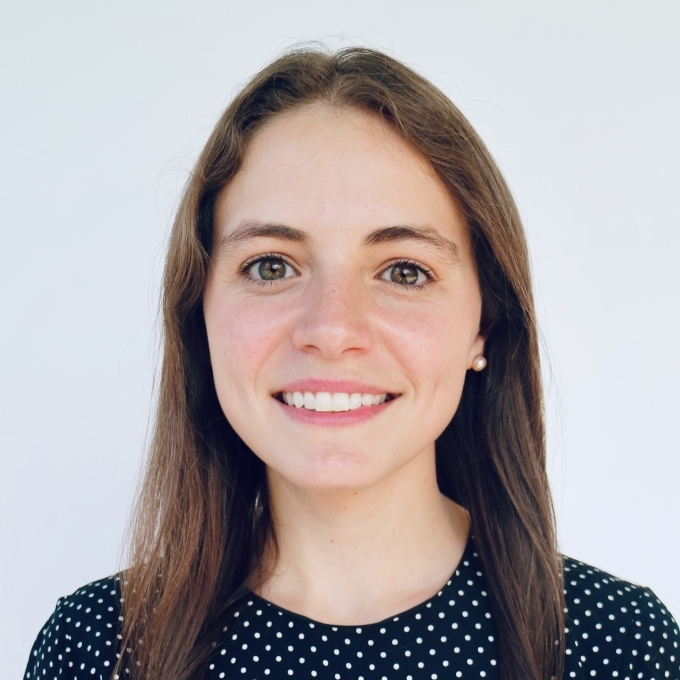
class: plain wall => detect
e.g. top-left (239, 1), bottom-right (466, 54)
top-left (1, 1), bottom-right (678, 677)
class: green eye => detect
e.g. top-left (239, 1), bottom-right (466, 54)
top-left (390, 264), bottom-right (419, 285)
top-left (257, 258), bottom-right (287, 280)
top-left (381, 261), bottom-right (429, 286)
top-left (244, 256), bottom-right (296, 282)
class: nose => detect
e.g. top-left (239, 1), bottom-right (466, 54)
top-left (290, 274), bottom-right (374, 359)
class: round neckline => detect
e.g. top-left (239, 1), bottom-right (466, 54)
top-left (244, 536), bottom-right (476, 630)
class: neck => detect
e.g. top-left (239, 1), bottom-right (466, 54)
top-left (254, 447), bottom-right (470, 625)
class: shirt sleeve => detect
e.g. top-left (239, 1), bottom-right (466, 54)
top-left (25, 597), bottom-right (80, 679)
top-left (24, 576), bottom-right (122, 680)
top-left (618, 587), bottom-right (680, 680)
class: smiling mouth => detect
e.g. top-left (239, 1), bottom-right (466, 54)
top-left (274, 391), bottom-right (397, 412)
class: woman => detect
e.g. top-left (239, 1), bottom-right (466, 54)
top-left (25, 46), bottom-right (678, 680)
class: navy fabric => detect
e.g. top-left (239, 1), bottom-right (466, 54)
top-left (25, 542), bottom-right (679, 680)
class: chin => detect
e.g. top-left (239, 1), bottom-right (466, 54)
top-left (270, 449), bottom-right (390, 492)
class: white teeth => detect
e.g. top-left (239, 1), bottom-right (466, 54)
top-left (332, 393), bottom-right (350, 412)
top-left (315, 392), bottom-right (333, 412)
top-left (283, 391), bottom-right (390, 411)
top-left (349, 393), bottom-right (362, 410)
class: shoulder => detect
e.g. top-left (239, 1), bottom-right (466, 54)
top-left (57, 573), bottom-right (122, 636)
top-left (25, 575), bottom-right (122, 679)
top-left (562, 556), bottom-right (679, 679)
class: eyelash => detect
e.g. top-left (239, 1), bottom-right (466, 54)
top-left (239, 254), bottom-right (435, 290)
top-left (379, 259), bottom-right (435, 291)
top-left (239, 253), bottom-right (299, 287)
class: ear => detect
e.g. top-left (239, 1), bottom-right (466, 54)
top-left (467, 333), bottom-right (485, 369)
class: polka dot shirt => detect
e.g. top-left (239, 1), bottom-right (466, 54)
top-left (25, 541), bottom-right (679, 679)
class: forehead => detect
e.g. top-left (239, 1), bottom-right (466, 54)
top-left (215, 103), bottom-right (466, 241)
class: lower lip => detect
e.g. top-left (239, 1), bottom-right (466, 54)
top-left (274, 396), bottom-right (397, 426)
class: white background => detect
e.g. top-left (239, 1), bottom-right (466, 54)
top-left (1, 1), bottom-right (678, 677)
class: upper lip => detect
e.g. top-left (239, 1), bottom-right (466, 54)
top-left (275, 379), bottom-right (398, 395)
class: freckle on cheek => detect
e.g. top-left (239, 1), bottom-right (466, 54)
top-left (216, 322), bottom-right (282, 376)
top-left (222, 343), bottom-right (260, 369)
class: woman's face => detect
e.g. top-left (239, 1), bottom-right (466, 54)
top-left (203, 104), bottom-right (484, 491)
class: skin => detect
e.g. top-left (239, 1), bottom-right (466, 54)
top-left (203, 103), bottom-right (485, 625)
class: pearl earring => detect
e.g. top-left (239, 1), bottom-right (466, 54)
top-left (471, 356), bottom-right (487, 372)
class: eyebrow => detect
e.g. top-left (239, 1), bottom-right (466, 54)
top-left (214, 220), bottom-right (459, 263)
top-left (214, 220), bottom-right (309, 256)
top-left (364, 225), bottom-right (460, 263)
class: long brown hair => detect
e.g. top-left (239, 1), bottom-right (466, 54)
top-left (117, 45), bottom-right (564, 680)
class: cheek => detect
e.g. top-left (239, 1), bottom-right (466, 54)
top-left (374, 293), bottom-right (479, 403)
top-left (204, 293), bottom-right (293, 403)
